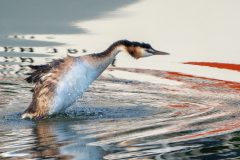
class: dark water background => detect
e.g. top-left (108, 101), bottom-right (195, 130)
top-left (1, 1), bottom-right (240, 159)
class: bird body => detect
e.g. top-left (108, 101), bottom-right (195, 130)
top-left (22, 40), bottom-right (169, 119)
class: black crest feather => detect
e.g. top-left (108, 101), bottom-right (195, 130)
top-left (116, 40), bottom-right (152, 49)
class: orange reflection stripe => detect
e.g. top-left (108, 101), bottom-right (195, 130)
top-left (184, 62), bottom-right (240, 72)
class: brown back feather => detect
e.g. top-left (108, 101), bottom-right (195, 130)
top-left (23, 57), bottom-right (75, 118)
top-left (25, 59), bottom-right (64, 84)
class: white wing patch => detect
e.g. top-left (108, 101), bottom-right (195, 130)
top-left (41, 73), bottom-right (52, 80)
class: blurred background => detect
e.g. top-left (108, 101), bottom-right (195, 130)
top-left (0, 0), bottom-right (240, 159)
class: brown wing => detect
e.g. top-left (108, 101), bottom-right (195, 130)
top-left (25, 59), bottom-right (64, 84)
top-left (23, 56), bottom-right (76, 118)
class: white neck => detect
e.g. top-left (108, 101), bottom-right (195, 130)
top-left (96, 46), bottom-right (124, 73)
top-left (81, 45), bottom-right (125, 80)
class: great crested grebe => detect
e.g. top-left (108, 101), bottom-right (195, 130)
top-left (22, 40), bottom-right (169, 119)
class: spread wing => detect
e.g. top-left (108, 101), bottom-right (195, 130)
top-left (25, 59), bottom-right (64, 84)
top-left (23, 57), bottom-right (74, 117)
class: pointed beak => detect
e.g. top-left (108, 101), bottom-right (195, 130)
top-left (152, 50), bottom-right (170, 55)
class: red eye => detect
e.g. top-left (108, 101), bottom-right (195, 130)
top-left (145, 49), bottom-right (152, 53)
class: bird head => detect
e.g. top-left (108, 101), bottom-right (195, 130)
top-left (122, 40), bottom-right (169, 59)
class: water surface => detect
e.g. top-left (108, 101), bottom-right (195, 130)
top-left (1, 0), bottom-right (240, 159)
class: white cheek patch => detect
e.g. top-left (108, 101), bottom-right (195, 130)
top-left (141, 49), bottom-right (153, 57)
